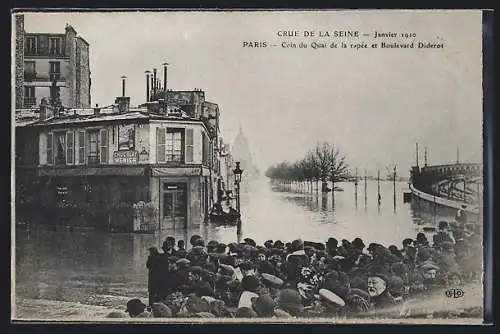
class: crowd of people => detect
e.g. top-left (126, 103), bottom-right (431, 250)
top-left (108, 216), bottom-right (482, 319)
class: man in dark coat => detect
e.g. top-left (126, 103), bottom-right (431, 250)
top-left (146, 247), bottom-right (162, 306)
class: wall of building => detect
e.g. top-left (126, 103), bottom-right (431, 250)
top-left (15, 15), bottom-right (25, 108)
top-left (75, 38), bottom-right (90, 108)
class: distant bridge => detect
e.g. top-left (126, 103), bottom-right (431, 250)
top-left (410, 162), bottom-right (482, 215)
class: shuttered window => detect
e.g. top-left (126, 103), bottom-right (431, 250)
top-left (78, 131), bottom-right (85, 164)
top-left (185, 128), bottom-right (194, 163)
top-left (66, 131), bottom-right (74, 164)
top-left (46, 133), bottom-right (53, 165)
top-left (100, 129), bottom-right (108, 164)
top-left (156, 127), bottom-right (166, 163)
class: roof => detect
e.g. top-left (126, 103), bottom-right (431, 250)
top-left (15, 106), bottom-right (208, 128)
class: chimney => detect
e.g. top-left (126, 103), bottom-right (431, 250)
top-left (145, 70), bottom-right (151, 102)
top-left (150, 72), bottom-right (154, 100)
top-left (121, 76), bottom-right (127, 97)
top-left (153, 68), bottom-right (157, 98)
top-left (93, 103), bottom-right (101, 115)
top-left (162, 62), bottom-right (169, 93)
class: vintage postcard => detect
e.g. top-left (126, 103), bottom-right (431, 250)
top-left (11, 9), bottom-right (489, 324)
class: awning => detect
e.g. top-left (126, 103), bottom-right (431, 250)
top-left (38, 166), bottom-right (147, 177)
top-left (151, 167), bottom-right (202, 177)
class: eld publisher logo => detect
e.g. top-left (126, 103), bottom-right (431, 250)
top-left (445, 288), bottom-right (464, 298)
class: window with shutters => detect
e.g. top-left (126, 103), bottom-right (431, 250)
top-left (46, 133), bottom-right (53, 165)
top-left (157, 127), bottom-right (166, 163)
top-left (78, 131), bottom-right (85, 164)
top-left (100, 129), bottom-right (108, 164)
top-left (185, 128), bottom-right (194, 163)
top-left (66, 131), bottom-right (74, 164)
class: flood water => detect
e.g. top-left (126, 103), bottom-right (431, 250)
top-left (13, 178), bottom-right (459, 320)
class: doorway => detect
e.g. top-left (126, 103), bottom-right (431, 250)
top-left (160, 182), bottom-right (187, 229)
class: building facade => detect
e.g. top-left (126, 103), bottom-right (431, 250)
top-left (14, 14), bottom-right (91, 109)
top-left (16, 89), bottom-right (228, 232)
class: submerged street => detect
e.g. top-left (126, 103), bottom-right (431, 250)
top-left (14, 179), bottom-right (460, 319)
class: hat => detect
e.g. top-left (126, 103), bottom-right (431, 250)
top-left (278, 289), bottom-right (305, 312)
top-left (207, 240), bottom-right (219, 248)
top-left (387, 276), bottom-right (404, 295)
top-left (242, 275), bottom-right (260, 292)
top-left (291, 239), bottom-right (304, 251)
top-left (319, 288), bottom-right (346, 307)
top-left (352, 238), bottom-right (365, 250)
top-left (416, 233), bottom-right (427, 242)
top-left (261, 273), bottom-right (284, 287)
top-left (151, 302), bottom-right (172, 317)
top-left (190, 234), bottom-right (202, 246)
top-left (126, 298), bottom-right (146, 314)
top-left (251, 294), bottom-right (275, 316)
top-left (264, 240), bottom-right (274, 248)
top-left (235, 307), bottom-right (258, 318)
top-left (244, 238), bottom-right (257, 247)
top-left (176, 258), bottom-right (191, 268)
top-left (327, 237), bottom-right (338, 248)
top-left (274, 240), bottom-right (285, 249)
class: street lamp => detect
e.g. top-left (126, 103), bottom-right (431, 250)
top-left (233, 161), bottom-right (243, 213)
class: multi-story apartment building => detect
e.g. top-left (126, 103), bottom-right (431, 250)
top-left (14, 14), bottom-right (91, 109)
top-left (15, 82), bottom-right (228, 233)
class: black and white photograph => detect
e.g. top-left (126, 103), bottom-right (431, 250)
top-left (12, 9), bottom-right (488, 323)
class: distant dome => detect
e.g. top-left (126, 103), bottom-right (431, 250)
top-left (232, 126), bottom-right (259, 180)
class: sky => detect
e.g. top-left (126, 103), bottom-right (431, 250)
top-left (18, 10), bottom-right (484, 176)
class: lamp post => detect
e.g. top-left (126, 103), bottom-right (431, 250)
top-left (233, 161), bottom-right (243, 213)
top-left (233, 161), bottom-right (243, 239)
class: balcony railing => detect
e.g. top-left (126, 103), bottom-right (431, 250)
top-left (23, 97), bottom-right (37, 108)
top-left (23, 71), bottom-right (65, 83)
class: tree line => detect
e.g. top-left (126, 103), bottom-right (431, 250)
top-left (265, 142), bottom-right (351, 192)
